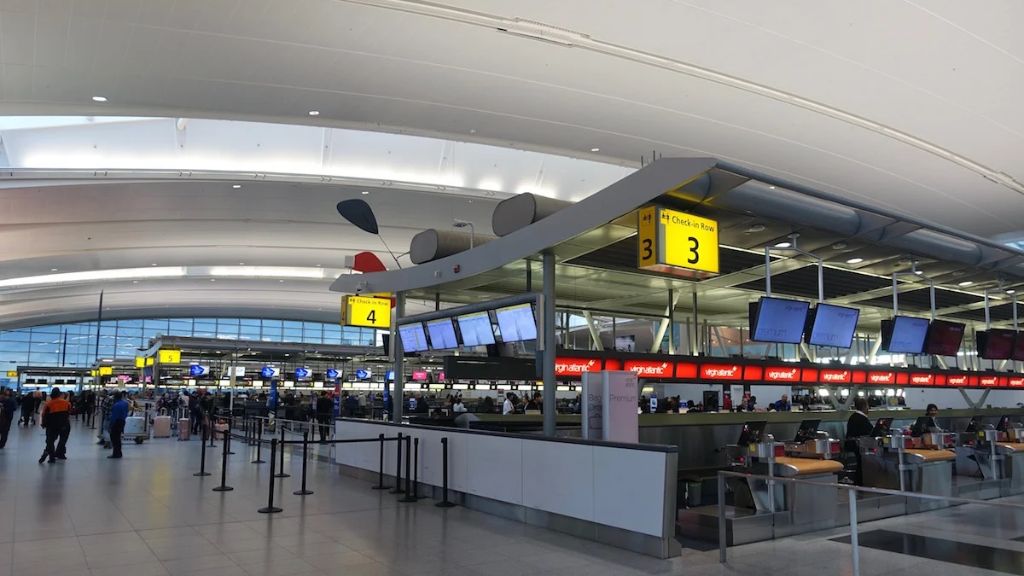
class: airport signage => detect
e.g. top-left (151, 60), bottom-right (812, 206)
top-left (700, 364), bottom-right (742, 381)
top-left (158, 349), bottom-right (181, 364)
top-left (909, 373), bottom-right (934, 386)
top-left (819, 369), bottom-right (852, 384)
top-left (623, 360), bottom-right (674, 378)
top-left (1009, 377), bottom-right (1024, 387)
top-left (555, 357), bottom-right (601, 378)
top-left (764, 366), bottom-right (801, 383)
top-left (637, 206), bottom-right (719, 277)
top-left (6, 370), bottom-right (16, 378)
top-left (342, 295), bottom-right (392, 329)
top-left (867, 371), bottom-right (896, 385)
top-left (946, 374), bottom-right (969, 386)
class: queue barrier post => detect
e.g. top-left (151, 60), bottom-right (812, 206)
top-left (252, 419), bottom-right (265, 464)
top-left (389, 433), bottom-right (404, 494)
top-left (212, 429), bottom-right (234, 492)
top-left (258, 439), bottom-right (283, 514)
top-left (226, 417), bottom-right (236, 455)
top-left (372, 433), bottom-right (391, 490)
top-left (400, 435), bottom-right (416, 503)
top-left (275, 424), bottom-right (290, 478)
top-left (193, 425), bottom-right (211, 477)
top-left (293, 430), bottom-right (314, 496)
top-left (436, 437), bottom-right (456, 508)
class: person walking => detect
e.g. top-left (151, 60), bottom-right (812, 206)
top-left (108, 392), bottom-right (130, 459)
top-left (38, 388), bottom-right (71, 464)
top-left (55, 392), bottom-right (72, 459)
top-left (315, 391), bottom-right (333, 442)
top-left (0, 389), bottom-right (17, 448)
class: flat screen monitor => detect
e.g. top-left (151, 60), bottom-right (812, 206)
top-left (997, 416), bottom-right (1012, 432)
top-left (805, 303), bottom-right (860, 348)
top-left (794, 419), bottom-right (821, 443)
top-left (495, 304), bottom-right (537, 342)
top-left (977, 329), bottom-right (1015, 360)
top-left (398, 323), bottom-right (428, 353)
top-left (457, 312), bottom-right (495, 347)
top-left (749, 297), bottom-right (810, 344)
top-left (881, 316), bottom-right (929, 354)
top-left (411, 370), bottom-right (428, 382)
top-left (426, 318), bottom-right (459, 350)
top-left (737, 421), bottom-right (768, 445)
top-left (911, 416), bottom-right (936, 437)
top-left (924, 320), bottom-right (966, 356)
top-left (1013, 333), bottom-right (1024, 362)
top-left (871, 418), bottom-right (893, 436)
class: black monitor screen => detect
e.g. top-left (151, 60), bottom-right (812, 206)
top-left (398, 323), bottom-right (428, 353)
top-left (1013, 333), bottom-right (1024, 362)
top-left (882, 316), bottom-right (929, 354)
top-left (737, 421), bottom-right (768, 445)
top-left (924, 320), bottom-right (966, 356)
top-left (749, 297), bottom-right (810, 344)
top-left (871, 418), bottom-right (894, 436)
top-left (457, 312), bottom-right (495, 347)
top-left (977, 329), bottom-right (1015, 360)
top-left (495, 304), bottom-right (537, 342)
top-left (805, 303), bottom-right (860, 348)
top-left (794, 419), bottom-right (821, 442)
top-left (426, 318), bottom-right (459, 350)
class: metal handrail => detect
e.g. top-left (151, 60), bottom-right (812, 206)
top-left (715, 468), bottom-right (1024, 576)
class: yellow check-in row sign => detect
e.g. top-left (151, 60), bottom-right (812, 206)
top-left (637, 206), bottom-right (719, 278)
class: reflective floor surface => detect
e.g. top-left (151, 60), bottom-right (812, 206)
top-left (3, 420), bottom-right (1024, 575)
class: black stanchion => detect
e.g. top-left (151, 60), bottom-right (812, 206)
top-left (275, 424), bottom-right (290, 478)
top-left (293, 430), bottom-right (314, 496)
top-left (208, 414), bottom-right (216, 448)
top-left (389, 432), bottom-right (404, 494)
top-left (400, 435), bottom-right (416, 503)
top-left (258, 439), bottom-right (283, 514)
top-left (227, 418), bottom-right (236, 455)
top-left (213, 430), bottom-right (234, 492)
top-left (194, 426), bottom-right (211, 477)
top-left (372, 433), bottom-right (391, 490)
top-left (436, 437), bottom-right (456, 508)
top-left (252, 419), bottom-right (265, 464)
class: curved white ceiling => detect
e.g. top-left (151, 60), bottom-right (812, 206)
top-left (1, 0), bottom-right (1023, 327)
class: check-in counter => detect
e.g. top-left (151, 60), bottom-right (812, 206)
top-left (859, 435), bottom-right (956, 512)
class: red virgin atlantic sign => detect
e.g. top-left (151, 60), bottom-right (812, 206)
top-left (867, 371), bottom-right (896, 385)
top-left (624, 360), bottom-right (674, 379)
top-left (820, 369), bottom-right (851, 384)
top-left (700, 364), bottom-right (742, 381)
top-left (1009, 377), bottom-right (1024, 388)
top-left (946, 374), bottom-right (969, 386)
top-left (765, 366), bottom-right (801, 383)
top-left (554, 357), bottom-right (600, 378)
top-left (909, 373), bottom-right (934, 386)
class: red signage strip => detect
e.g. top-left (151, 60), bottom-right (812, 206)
top-left (909, 373), bottom-right (934, 386)
top-left (764, 366), bottom-right (801, 383)
top-left (820, 369), bottom-right (852, 384)
top-left (867, 371), bottom-right (896, 385)
top-left (700, 364), bottom-right (743, 381)
top-left (623, 360), bottom-right (674, 379)
top-left (554, 357), bottom-right (601, 378)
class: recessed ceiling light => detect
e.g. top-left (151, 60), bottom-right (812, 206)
top-left (768, 186), bottom-right (776, 190)
top-left (151, 263), bottom-right (158, 266)
top-left (308, 110), bottom-right (320, 116)
top-left (232, 184), bottom-right (241, 189)
top-left (590, 147), bottom-right (600, 152)
top-left (774, 242), bottom-right (791, 248)
top-left (210, 278), bottom-right (216, 282)
top-left (239, 262), bottom-right (245, 266)
top-left (132, 280), bottom-right (138, 284)
top-left (846, 258), bottom-right (864, 265)
top-left (958, 281), bottom-right (974, 287)
top-left (1008, 289), bottom-right (1017, 295)
top-left (50, 268), bottom-right (58, 272)
top-left (914, 270), bottom-right (923, 275)
top-left (279, 279), bottom-right (285, 283)
top-left (361, 191), bottom-right (370, 195)
top-left (92, 96), bottom-right (107, 102)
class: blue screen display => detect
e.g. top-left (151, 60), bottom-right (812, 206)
top-left (426, 318), bottom-right (459, 350)
top-left (496, 304), bottom-right (537, 342)
top-left (806, 304), bottom-right (860, 348)
top-left (751, 297), bottom-right (810, 344)
top-left (398, 323), bottom-right (429, 352)
top-left (457, 312), bottom-right (495, 347)
top-left (884, 316), bottom-right (930, 353)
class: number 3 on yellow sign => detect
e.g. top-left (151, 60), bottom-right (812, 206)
top-left (637, 206), bottom-right (719, 276)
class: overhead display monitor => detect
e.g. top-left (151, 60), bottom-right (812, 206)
top-left (260, 366), bottom-right (280, 379)
top-left (977, 329), bottom-right (1015, 360)
top-left (924, 320), bottom-right (966, 356)
top-left (398, 322), bottom-right (429, 352)
top-left (881, 316), bottom-right (929, 354)
top-left (749, 297), bottom-right (810, 344)
top-left (1012, 334), bottom-right (1024, 362)
top-left (805, 303), bottom-right (860, 348)
top-left (426, 318), bottom-right (459, 350)
top-left (457, 312), bottom-right (495, 347)
top-left (495, 304), bottom-right (538, 342)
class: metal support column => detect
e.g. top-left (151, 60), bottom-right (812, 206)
top-left (667, 289), bottom-right (675, 354)
top-left (393, 291), bottom-right (406, 423)
top-left (542, 251), bottom-right (556, 437)
top-left (691, 288), bottom-right (699, 356)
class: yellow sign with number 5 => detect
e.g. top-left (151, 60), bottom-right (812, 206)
top-left (342, 295), bottom-right (392, 329)
top-left (637, 206), bottom-right (719, 277)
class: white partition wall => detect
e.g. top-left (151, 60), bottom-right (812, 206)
top-left (334, 419), bottom-right (678, 557)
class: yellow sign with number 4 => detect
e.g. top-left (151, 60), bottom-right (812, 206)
top-left (637, 206), bottom-right (719, 277)
top-left (342, 295), bottom-right (392, 329)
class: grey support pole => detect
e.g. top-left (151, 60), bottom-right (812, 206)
top-left (542, 251), bottom-right (556, 437)
top-left (393, 291), bottom-right (405, 424)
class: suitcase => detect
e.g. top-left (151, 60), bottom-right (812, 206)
top-left (178, 419), bottom-right (191, 441)
top-left (124, 416), bottom-right (146, 436)
top-left (152, 416), bottom-right (172, 438)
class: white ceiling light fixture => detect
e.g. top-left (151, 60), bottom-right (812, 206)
top-left (1008, 289), bottom-right (1017, 295)
top-left (590, 147), bottom-right (600, 152)
top-left (91, 96), bottom-right (107, 102)
top-left (207, 266), bottom-right (326, 279)
top-left (308, 110), bottom-right (320, 116)
top-left (361, 190), bottom-right (370, 195)
top-left (0, 267), bottom-right (186, 288)
top-left (958, 281), bottom-right (974, 287)
top-left (232, 184), bottom-right (242, 189)
top-left (846, 258), bottom-right (864, 264)
top-left (774, 241), bottom-right (791, 248)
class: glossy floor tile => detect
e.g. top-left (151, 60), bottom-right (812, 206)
top-left (4, 420), bottom-right (1024, 575)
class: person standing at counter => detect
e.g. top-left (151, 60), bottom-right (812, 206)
top-left (846, 397), bottom-right (873, 438)
top-left (774, 394), bottom-right (791, 412)
top-left (502, 393), bottom-right (515, 415)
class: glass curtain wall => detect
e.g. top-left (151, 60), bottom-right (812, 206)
top-left (0, 317), bottom-right (375, 370)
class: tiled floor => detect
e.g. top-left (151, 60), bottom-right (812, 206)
top-left (2, 420), bottom-right (1024, 575)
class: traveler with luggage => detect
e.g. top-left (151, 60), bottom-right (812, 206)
top-left (108, 392), bottom-right (129, 459)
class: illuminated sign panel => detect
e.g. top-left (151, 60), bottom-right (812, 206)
top-left (637, 206), bottom-right (719, 277)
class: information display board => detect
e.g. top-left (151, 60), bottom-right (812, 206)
top-left (426, 318), bottom-right (459, 350)
top-left (457, 312), bottom-right (495, 347)
top-left (495, 304), bottom-right (537, 342)
top-left (342, 295), bottom-right (392, 329)
top-left (158, 349), bottom-right (181, 364)
top-left (398, 323), bottom-right (429, 352)
top-left (637, 205), bottom-right (719, 277)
